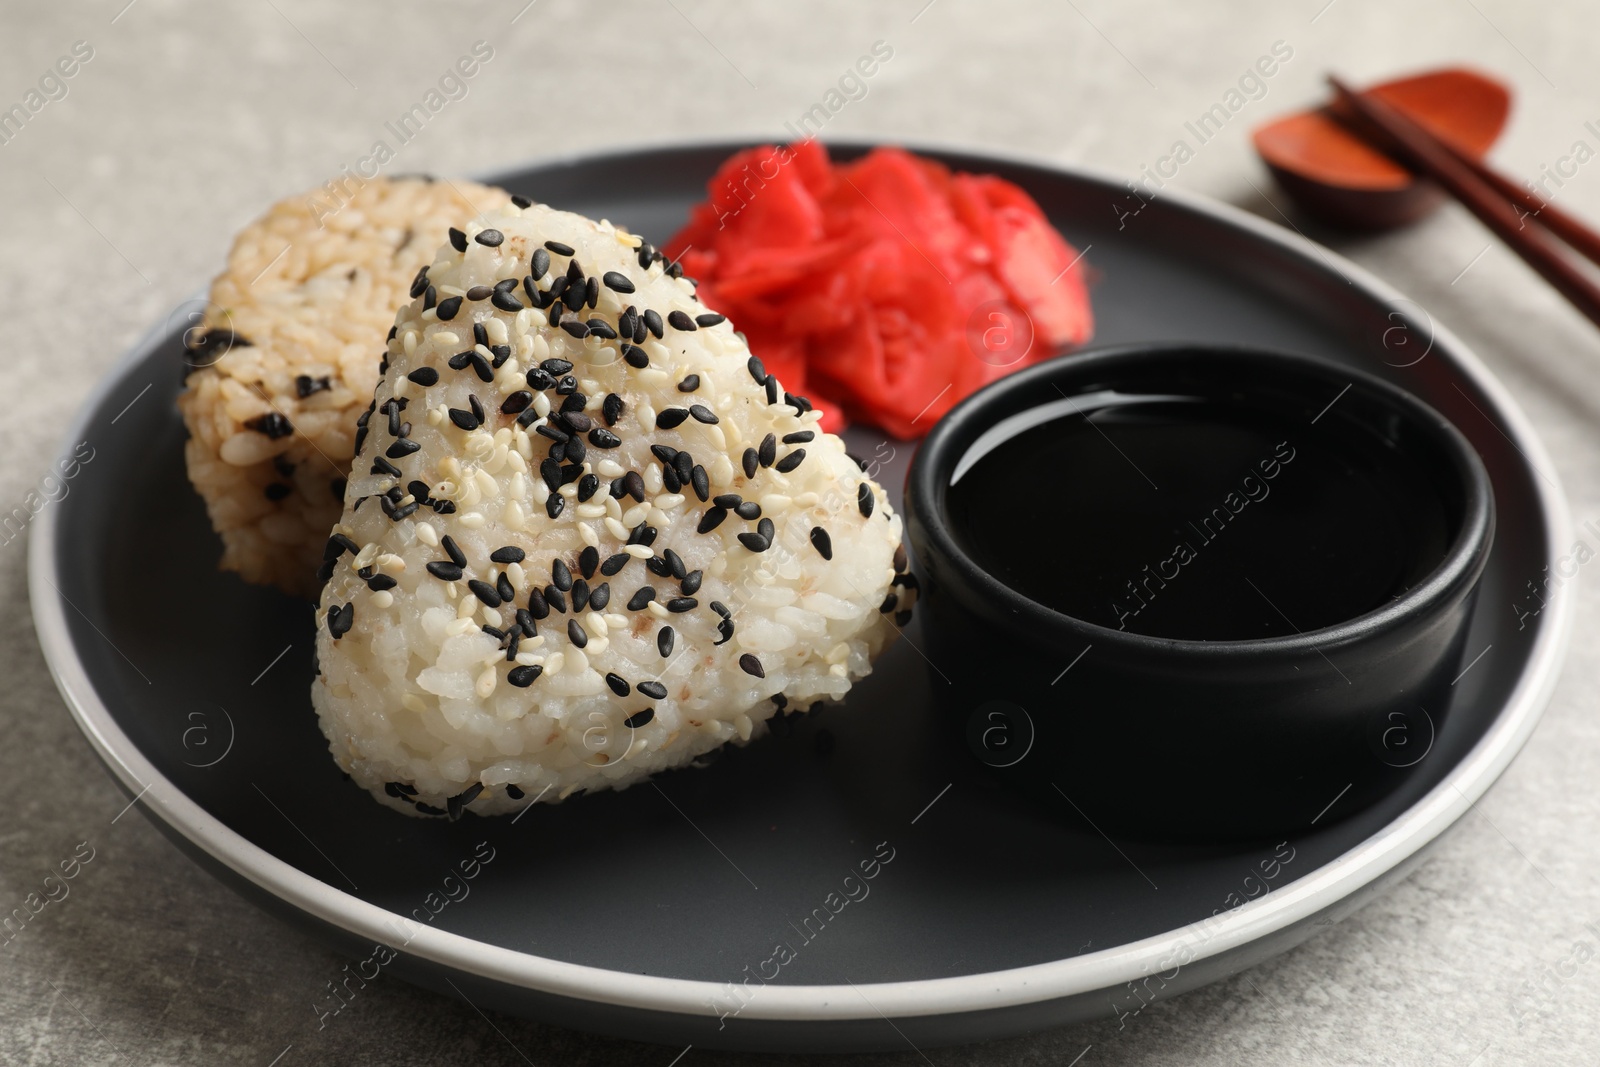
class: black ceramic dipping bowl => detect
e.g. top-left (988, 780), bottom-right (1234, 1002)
top-left (904, 344), bottom-right (1494, 841)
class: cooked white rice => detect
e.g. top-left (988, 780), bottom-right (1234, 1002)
top-left (177, 176), bottom-right (512, 597)
top-left (311, 203), bottom-right (913, 817)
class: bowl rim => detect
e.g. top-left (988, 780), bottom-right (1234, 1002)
top-left (906, 341), bottom-right (1496, 659)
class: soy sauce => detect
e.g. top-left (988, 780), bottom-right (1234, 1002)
top-left (945, 390), bottom-right (1454, 640)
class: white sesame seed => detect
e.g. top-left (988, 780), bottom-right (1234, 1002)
top-left (460, 512), bottom-right (487, 529)
top-left (597, 459), bottom-right (624, 478)
top-left (647, 601), bottom-right (669, 619)
top-left (624, 544), bottom-right (653, 559)
top-left (578, 523), bottom-right (599, 547)
top-left (604, 517), bottom-right (629, 540)
top-left (475, 667), bottom-right (498, 699)
top-left (415, 522), bottom-right (439, 547)
top-left (576, 504), bottom-right (607, 519)
top-left (433, 331), bottom-right (460, 346)
top-left (371, 590), bottom-right (394, 609)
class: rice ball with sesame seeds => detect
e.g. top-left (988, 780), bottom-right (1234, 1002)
top-left (178, 175), bottom-right (513, 598)
top-left (311, 202), bottom-right (914, 818)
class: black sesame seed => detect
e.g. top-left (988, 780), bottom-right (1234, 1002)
top-left (508, 664), bottom-right (543, 687)
top-left (630, 523), bottom-right (658, 547)
top-left (326, 533), bottom-right (360, 559)
top-left (448, 407), bottom-right (480, 431)
top-left (858, 483), bottom-right (875, 518)
top-left (436, 295), bottom-right (463, 321)
top-left (810, 526), bottom-right (834, 560)
top-left (530, 247), bottom-right (551, 279)
top-left (783, 431), bottom-right (815, 444)
top-left (561, 391), bottom-right (587, 412)
top-left (484, 546), bottom-right (523, 566)
top-left (775, 449), bottom-right (806, 473)
top-left (578, 473), bottom-right (600, 502)
top-left (505, 782), bottom-right (527, 801)
top-left (681, 570), bottom-right (702, 595)
top-left (560, 320), bottom-right (589, 339)
top-left (695, 313), bottom-right (725, 327)
top-left (386, 438), bottom-right (421, 459)
top-left (373, 457), bottom-right (403, 478)
top-left (467, 579), bottom-right (502, 607)
top-left (673, 451), bottom-right (693, 483)
top-left (765, 378), bottom-right (781, 406)
top-left (448, 227), bottom-right (468, 253)
top-left (598, 269), bottom-right (634, 295)
top-left (560, 410), bottom-right (593, 433)
top-left (667, 310), bottom-right (697, 332)
top-left (441, 535), bottom-right (467, 568)
top-left (470, 353), bottom-right (494, 381)
top-left (540, 458), bottom-right (563, 493)
top-left (328, 603), bottom-right (354, 638)
top-left (588, 427), bottom-right (620, 449)
top-left (656, 407), bottom-right (689, 430)
top-left (636, 681), bottom-right (667, 700)
top-left (515, 610), bottom-right (537, 638)
top-left (666, 597), bottom-right (697, 613)
top-left (601, 553), bottom-right (629, 576)
top-left (544, 239), bottom-right (575, 256)
top-left (526, 367), bottom-right (556, 391)
top-left (739, 654), bottom-right (764, 678)
top-left (545, 584), bottom-right (567, 613)
top-left (546, 494), bottom-right (565, 519)
top-left (475, 228), bottom-right (503, 247)
top-left (646, 555), bottom-right (672, 578)
top-left (657, 626), bottom-right (675, 657)
top-left (742, 448), bottom-right (759, 478)
top-left (622, 471), bottom-right (646, 501)
top-left (689, 405), bottom-right (718, 425)
top-left (294, 374), bottom-right (331, 398)
top-left (624, 708), bottom-right (655, 729)
top-left (735, 501), bottom-right (761, 520)
top-left (577, 545), bottom-right (599, 579)
top-left (627, 587), bottom-right (655, 611)
top-left (713, 493), bottom-right (741, 508)
top-left (528, 587), bottom-right (550, 619)
top-left (496, 572), bottom-right (515, 603)
top-left (423, 284), bottom-right (437, 311)
top-left (571, 578), bottom-right (590, 612)
top-left (663, 548), bottom-right (686, 579)
top-left (758, 434), bottom-right (777, 467)
top-left (715, 619), bottom-right (734, 646)
top-left (642, 309), bottom-right (665, 338)
top-left (567, 618), bottom-right (588, 648)
top-left (622, 344), bottom-right (649, 369)
top-left (747, 356), bottom-right (767, 381)
top-left (466, 285), bottom-right (493, 302)
top-left (586, 319), bottom-right (617, 340)
top-left (447, 351), bottom-right (474, 371)
top-left (245, 412), bottom-right (293, 440)
top-left (711, 600), bottom-right (731, 618)
top-left (410, 266), bottom-right (430, 298)
top-left (697, 507), bottom-right (727, 534)
top-left (605, 672), bottom-right (630, 696)
top-left (757, 517), bottom-right (775, 542)
top-left (690, 465), bottom-right (710, 501)
top-left (551, 558), bottom-right (572, 591)
top-left (492, 289), bottom-right (524, 312)
top-left (427, 560), bottom-right (463, 582)
top-left (677, 374), bottom-right (701, 393)
top-left (499, 391), bottom-right (532, 416)
top-left (895, 544), bottom-right (908, 571)
top-left (738, 532), bottom-right (770, 552)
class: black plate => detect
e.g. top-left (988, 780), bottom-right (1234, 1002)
top-left (31, 142), bottom-right (1570, 1052)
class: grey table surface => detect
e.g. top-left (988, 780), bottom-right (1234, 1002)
top-left (4, 1), bottom-right (1599, 1063)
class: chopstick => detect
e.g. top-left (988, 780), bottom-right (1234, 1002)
top-left (1327, 74), bottom-right (1600, 329)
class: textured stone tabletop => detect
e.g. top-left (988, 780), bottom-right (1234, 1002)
top-left (4, 1), bottom-right (1600, 1063)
